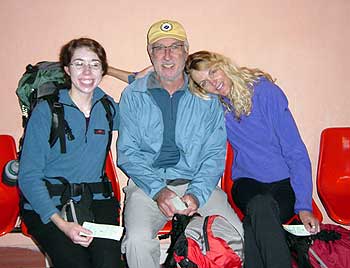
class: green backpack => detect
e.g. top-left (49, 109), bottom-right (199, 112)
top-left (16, 61), bottom-right (67, 128)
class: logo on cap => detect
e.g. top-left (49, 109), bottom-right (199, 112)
top-left (160, 22), bottom-right (173, 32)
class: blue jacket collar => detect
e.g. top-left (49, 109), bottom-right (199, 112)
top-left (58, 87), bottom-right (106, 105)
top-left (130, 71), bottom-right (189, 93)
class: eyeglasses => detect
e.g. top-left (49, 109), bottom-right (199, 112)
top-left (151, 44), bottom-right (184, 54)
top-left (70, 60), bottom-right (102, 71)
top-left (198, 68), bottom-right (219, 90)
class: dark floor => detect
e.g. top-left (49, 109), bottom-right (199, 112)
top-left (0, 247), bottom-right (46, 268)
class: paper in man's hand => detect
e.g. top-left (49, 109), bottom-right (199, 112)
top-left (171, 196), bottom-right (187, 210)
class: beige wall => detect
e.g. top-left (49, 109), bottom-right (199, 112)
top-left (1, 0), bottom-right (349, 224)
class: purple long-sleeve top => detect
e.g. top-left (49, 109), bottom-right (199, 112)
top-left (225, 77), bottom-right (313, 213)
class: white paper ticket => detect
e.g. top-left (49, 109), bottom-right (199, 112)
top-left (282, 224), bottom-right (311, 236)
top-left (80, 222), bottom-right (124, 241)
top-left (172, 196), bottom-right (187, 210)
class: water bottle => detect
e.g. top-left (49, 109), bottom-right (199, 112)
top-left (2, 159), bottom-right (19, 186)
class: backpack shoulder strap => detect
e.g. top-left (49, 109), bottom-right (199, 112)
top-left (100, 95), bottom-right (115, 197)
top-left (46, 92), bottom-right (74, 154)
top-left (100, 95), bottom-right (114, 131)
top-left (203, 215), bottom-right (212, 252)
top-left (47, 97), bottom-right (67, 153)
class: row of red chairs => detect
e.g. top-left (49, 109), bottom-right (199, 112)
top-left (1, 127), bottom-right (349, 237)
top-left (221, 127), bottom-right (350, 226)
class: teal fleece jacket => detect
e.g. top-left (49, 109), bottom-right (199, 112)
top-left (18, 88), bottom-right (119, 224)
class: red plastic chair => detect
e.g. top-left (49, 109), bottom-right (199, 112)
top-left (0, 135), bottom-right (20, 236)
top-left (221, 142), bottom-right (244, 221)
top-left (105, 151), bottom-right (122, 224)
top-left (105, 151), bottom-right (121, 203)
top-left (316, 127), bottom-right (350, 225)
top-left (221, 142), bottom-right (323, 223)
top-left (159, 221), bottom-right (172, 236)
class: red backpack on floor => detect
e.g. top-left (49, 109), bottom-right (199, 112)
top-left (289, 223), bottom-right (350, 268)
top-left (172, 215), bottom-right (243, 268)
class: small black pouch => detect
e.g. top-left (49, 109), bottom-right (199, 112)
top-left (60, 193), bottom-right (94, 225)
top-left (46, 177), bottom-right (95, 225)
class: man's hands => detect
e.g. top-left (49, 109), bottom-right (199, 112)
top-left (298, 210), bottom-right (320, 234)
top-left (179, 194), bottom-right (199, 216)
top-left (156, 188), bottom-right (177, 218)
top-left (156, 188), bottom-right (199, 218)
top-left (51, 213), bottom-right (93, 247)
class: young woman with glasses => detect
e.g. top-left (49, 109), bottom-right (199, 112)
top-left (18, 37), bottom-right (123, 268)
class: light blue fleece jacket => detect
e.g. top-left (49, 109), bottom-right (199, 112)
top-left (117, 72), bottom-right (227, 207)
top-left (18, 88), bottom-right (119, 224)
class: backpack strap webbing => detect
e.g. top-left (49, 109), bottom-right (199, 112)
top-left (100, 95), bottom-right (115, 197)
top-left (43, 90), bottom-right (71, 154)
top-left (50, 101), bottom-right (67, 153)
top-left (44, 177), bottom-right (112, 200)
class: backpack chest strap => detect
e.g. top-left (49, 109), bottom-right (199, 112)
top-left (44, 179), bottom-right (113, 198)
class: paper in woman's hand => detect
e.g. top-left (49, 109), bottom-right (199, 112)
top-left (283, 224), bottom-right (311, 236)
top-left (80, 222), bottom-right (124, 240)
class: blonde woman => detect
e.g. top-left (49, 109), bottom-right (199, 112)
top-left (186, 50), bottom-right (319, 268)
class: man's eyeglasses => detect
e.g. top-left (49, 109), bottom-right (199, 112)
top-left (151, 44), bottom-right (184, 54)
top-left (70, 60), bottom-right (102, 71)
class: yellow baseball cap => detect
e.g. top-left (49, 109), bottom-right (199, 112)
top-left (147, 20), bottom-right (187, 44)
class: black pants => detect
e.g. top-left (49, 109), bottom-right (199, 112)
top-left (22, 198), bottom-right (124, 268)
top-left (232, 178), bottom-right (295, 268)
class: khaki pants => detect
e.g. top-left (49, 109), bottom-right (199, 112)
top-left (122, 180), bottom-right (243, 268)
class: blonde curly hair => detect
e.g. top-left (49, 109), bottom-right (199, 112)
top-left (186, 51), bottom-right (274, 119)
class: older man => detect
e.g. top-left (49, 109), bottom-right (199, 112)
top-left (117, 19), bottom-right (243, 268)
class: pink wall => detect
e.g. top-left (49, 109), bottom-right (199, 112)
top-left (1, 0), bottom-right (349, 224)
